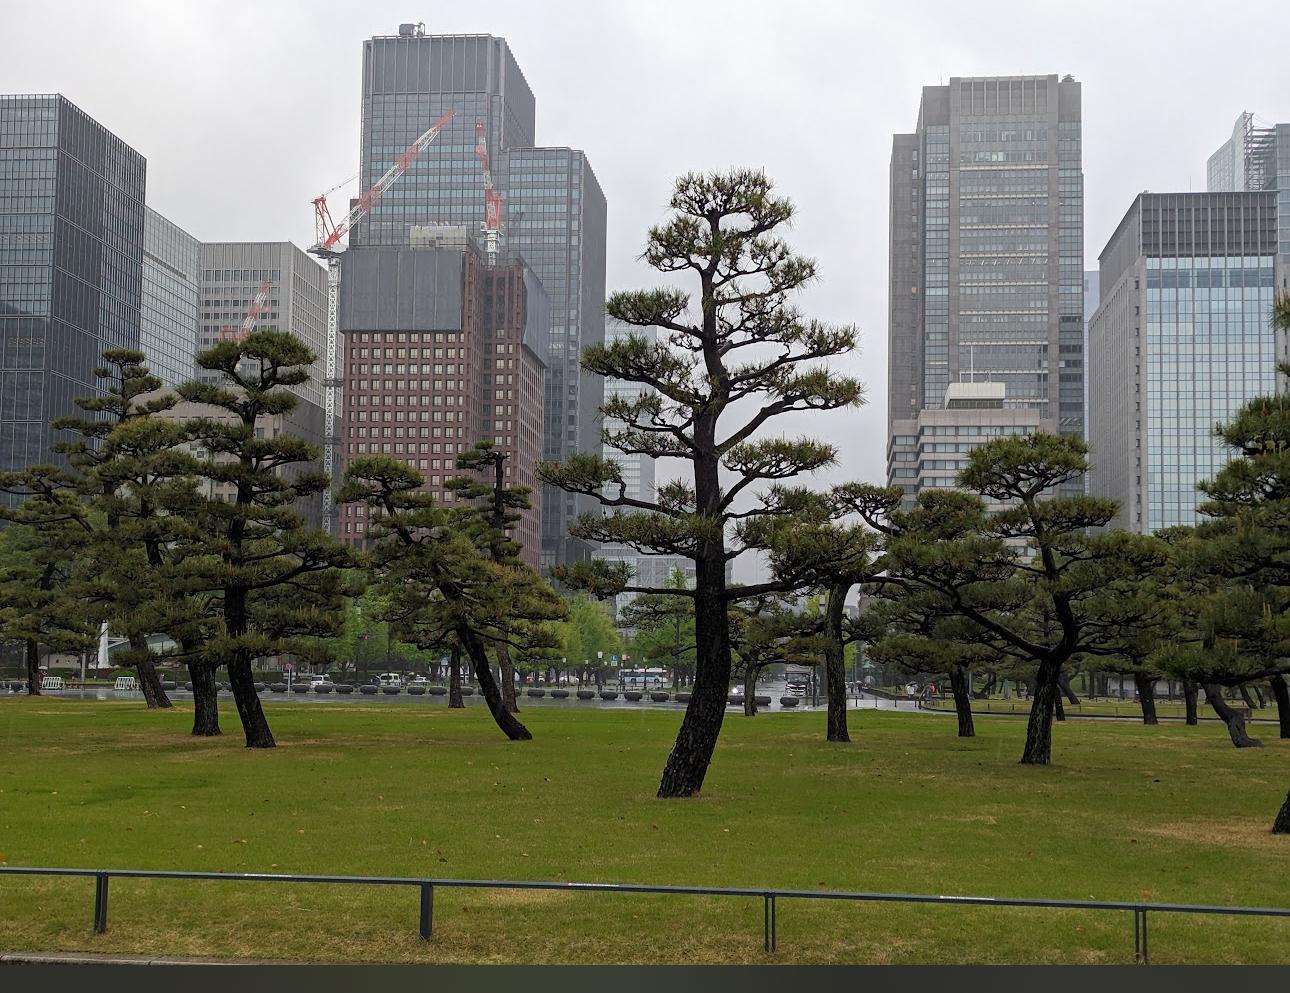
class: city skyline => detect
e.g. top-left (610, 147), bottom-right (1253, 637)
top-left (3, 2), bottom-right (1290, 582)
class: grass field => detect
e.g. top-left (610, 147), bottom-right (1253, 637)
top-left (922, 698), bottom-right (1278, 720)
top-left (0, 698), bottom-right (1287, 964)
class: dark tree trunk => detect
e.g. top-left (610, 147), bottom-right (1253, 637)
top-left (1239, 684), bottom-right (1259, 711)
top-left (1134, 671), bottom-right (1158, 725)
top-left (823, 581), bottom-right (850, 743)
top-left (496, 638), bottom-right (519, 714)
top-left (973, 672), bottom-right (996, 700)
top-left (1054, 689), bottom-right (1066, 722)
top-left (949, 664), bottom-right (975, 738)
top-left (743, 665), bottom-right (757, 717)
top-left (658, 551), bottom-right (730, 798)
top-left (1020, 660), bottom-right (1061, 765)
top-left (1269, 674), bottom-right (1290, 739)
top-left (25, 638), bottom-right (41, 695)
top-left (1059, 672), bottom-right (1080, 706)
top-left (228, 656), bottom-right (274, 748)
top-left (189, 663), bottom-right (220, 736)
top-left (1252, 684), bottom-right (1266, 708)
top-left (1274, 789), bottom-right (1290, 834)
top-left (1183, 678), bottom-right (1199, 726)
top-left (131, 635), bottom-right (172, 709)
top-left (1204, 683), bottom-right (1263, 748)
top-left (448, 646), bottom-right (464, 708)
top-left (458, 626), bottom-right (530, 740)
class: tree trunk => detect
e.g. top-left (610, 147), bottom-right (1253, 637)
top-left (1020, 660), bottom-right (1061, 765)
top-left (189, 663), bottom-right (220, 736)
top-left (1059, 672), bottom-right (1080, 706)
top-left (973, 672), bottom-right (996, 700)
top-left (496, 637), bottom-right (519, 714)
top-left (657, 553), bottom-right (730, 798)
top-left (1204, 683), bottom-right (1263, 748)
top-left (131, 635), bottom-right (172, 709)
top-left (228, 656), bottom-right (274, 748)
top-left (949, 664), bottom-right (975, 738)
top-left (1269, 674), bottom-right (1290, 740)
top-left (1134, 671), bottom-right (1158, 726)
top-left (448, 646), bottom-right (464, 708)
top-left (458, 626), bottom-right (531, 740)
top-left (1183, 678), bottom-right (1199, 726)
top-left (742, 665), bottom-right (758, 716)
top-left (1053, 689), bottom-right (1066, 722)
top-left (25, 638), bottom-right (41, 695)
top-left (1274, 788), bottom-right (1290, 835)
top-left (1239, 684), bottom-right (1259, 711)
top-left (1252, 684), bottom-right (1266, 708)
top-left (823, 581), bottom-right (850, 743)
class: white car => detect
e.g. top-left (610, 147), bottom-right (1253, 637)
top-left (376, 673), bottom-right (404, 687)
top-left (306, 673), bottom-right (333, 687)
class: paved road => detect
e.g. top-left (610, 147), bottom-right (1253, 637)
top-left (3, 683), bottom-right (919, 713)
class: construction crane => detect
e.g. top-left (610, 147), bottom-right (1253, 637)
top-left (474, 119), bottom-right (503, 265)
top-left (219, 278), bottom-right (273, 342)
top-left (308, 110), bottom-right (456, 533)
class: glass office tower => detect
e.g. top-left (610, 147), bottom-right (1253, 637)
top-left (0, 94), bottom-right (146, 482)
top-left (1088, 192), bottom-right (1285, 531)
top-left (887, 75), bottom-right (1083, 503)
top-left (353, 27), bottom-right (607, 567)
top-left (141, 207), bottom-right (199, 387)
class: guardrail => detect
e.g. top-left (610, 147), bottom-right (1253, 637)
top-left (2, 866), bottom-right (1288, 963)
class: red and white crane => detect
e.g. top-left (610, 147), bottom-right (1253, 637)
top-left (219, 278), bottom-right (274, 342)
top-left (474, 119), bottom-right (503, 265)
top-left (307, 110), bottom-right (456, 532)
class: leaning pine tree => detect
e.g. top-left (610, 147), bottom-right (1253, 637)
top-left (540, 170), bottom-right (864, 797)
top-left (175, 331), bottom-right (358, 748)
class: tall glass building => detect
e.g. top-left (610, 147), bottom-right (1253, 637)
top-left (1088, 193), bottom-right (1286, 531)
top-left (141, 207), bottom-right (199, 387)
top-left (352, 26), bottom-right (607, 568)
top-left (1207, 113), bottom-right (1290, 258)
top-left (0, 94), bottom-right (146, 481)
top-left (887, 75), bottom-right (1083, 505)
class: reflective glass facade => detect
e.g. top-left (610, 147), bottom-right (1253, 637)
top-left (0, 94), bottom-right (145, 482)
top-left (141, 207), bottom-right (199, 387)
top-left (1145, 255), bottom-right (1276, 529)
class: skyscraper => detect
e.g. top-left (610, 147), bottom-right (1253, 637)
top-left (141, 207), bottom-right (199, 387)
top-left (1207, 112), bottom-right (1290, 257)
top-left (1087, 192), bottom-right (1286, 532)
top-left (0, 94), bottom-right (146, 482)
top-left (197, 242), bottom-right (329, 410)
top-left (353, 25), bottom-right (606, 568)
top-left (887, 75), bottom-right (1084, 505)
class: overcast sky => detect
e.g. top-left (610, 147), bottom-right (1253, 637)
top-left (3, 0), bottom-right (1288, 577)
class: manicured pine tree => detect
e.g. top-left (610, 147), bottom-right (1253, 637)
top-left (175, 330), bottom-right (358, 748)
top-left (540, 170), bottom-right (864, 797)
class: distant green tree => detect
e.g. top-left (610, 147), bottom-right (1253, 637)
top-left (174, 330), bottom-right (358, 747)
top-left (0, 468), bottom-right (97, 693)
top-left (620, 567), bottom-right (696, 686)
top-left (564, 594), bottom-right (622, 684)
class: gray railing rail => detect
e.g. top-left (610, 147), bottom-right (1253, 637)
top-left (3, 865), bottom-right (1289, 964)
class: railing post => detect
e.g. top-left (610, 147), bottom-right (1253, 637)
top-left (770, 895), bottom-right (777, 952)
top-left (1140, 908), bottom-right (1149, 965)
top-left (762, 895), bottom-right (770, 952)
top-left (1133, 907), bottom-right (1150, 964)
top-left (93, 873), bottom-right (109, 934)
top-left (419, 882), bottom-right (434, 940)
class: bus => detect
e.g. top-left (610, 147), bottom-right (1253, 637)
top-left (619, 667), bottom-right (668, 690)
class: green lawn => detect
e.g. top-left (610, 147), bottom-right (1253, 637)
top-left (0, 698), bottom-right (1287, 964)
top-left (923, 698), bottom-right (1277, 720)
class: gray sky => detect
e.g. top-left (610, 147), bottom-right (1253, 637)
top-left (3, 0), bottom-right (1288, 577)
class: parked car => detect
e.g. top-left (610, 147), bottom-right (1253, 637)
top-left (376, 672), bottom-right (404, 687)
top-left (306, 673), bottom-right (333, 687)
top-left (407, 676), bottom-right (431, 689)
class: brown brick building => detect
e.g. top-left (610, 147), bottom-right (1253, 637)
top-left (335, 227), bottom-right (548, 568)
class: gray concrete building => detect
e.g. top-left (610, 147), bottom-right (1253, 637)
top-left (141, 207), bottom-right (199, 387)
top-left (887, 75), bottom-right (1083, 506)
top-left (198, 242), bottom-right (329, 410)
top-left (0, 94), bottom-right (146, 484)
top-left (352, 25), bottom-right (606, 569)
top-left (1088, 192), bottom-right (1287, 532)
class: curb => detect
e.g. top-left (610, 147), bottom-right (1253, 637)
top-left (0, 950), bottom-right (272, 966)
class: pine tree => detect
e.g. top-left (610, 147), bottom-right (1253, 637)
top-left (175, 330), bottom-right (357, 748)
top-left (340, 456), bottom-right (565, 740)
top-left (540, 170), bottom-right (864, 797)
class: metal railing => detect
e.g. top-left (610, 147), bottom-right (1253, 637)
top-left (2, 866), bottom-right (1288, 964)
